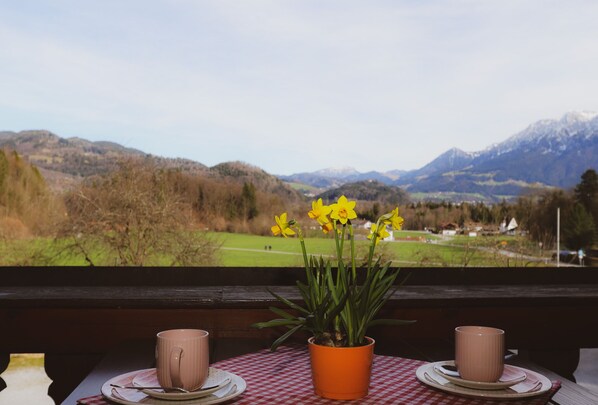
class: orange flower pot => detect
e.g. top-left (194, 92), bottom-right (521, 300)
top-left (308, 336), bottom-right (375, 400)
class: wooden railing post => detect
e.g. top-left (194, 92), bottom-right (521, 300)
top-left (0, 352), bottom-right (8, 393)
top-left (45, 353), bottom-right (102, 404)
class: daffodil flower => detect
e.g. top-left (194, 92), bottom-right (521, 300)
top-left (368, 223), bottom-right (390, 244)
top-left (330, 195), bottom-right (357, 225)
top-left (320, 221), bottom-right (334, 234)
top-left (260, 199), bottom-right (411, 351)
top-left (383, 207), bottom-right (404, 230)
top-left (271, 213), bottom-right (296, 237)
top-left (308, 198), bottom-right (332, 225)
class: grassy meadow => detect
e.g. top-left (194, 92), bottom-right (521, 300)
top-left (205, 230), bottom-right (543, 267)
top-left (0, 230), bottom-right (551, 267)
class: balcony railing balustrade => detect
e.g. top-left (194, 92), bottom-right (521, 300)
top-left (2, 266), bottom-right (598, 404)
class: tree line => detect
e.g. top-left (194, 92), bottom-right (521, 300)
top-left (378, 169), bottom-right (596, 252)
top-left (0, 152), bottom-right (298, 265)
top-left (1, 147), bottom-right (596, 265)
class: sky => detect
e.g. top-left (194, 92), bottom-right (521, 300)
top-left (1, 1), bottom-right (598, 175)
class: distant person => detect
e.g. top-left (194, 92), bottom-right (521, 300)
top-left (578, 249), bottom-right (585, 266)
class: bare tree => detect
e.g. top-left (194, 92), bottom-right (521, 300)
top-left (58, 159), bottom-right (219, 266)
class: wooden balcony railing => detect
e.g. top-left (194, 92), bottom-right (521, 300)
top-left (2, 266), bottom-right (598, 404)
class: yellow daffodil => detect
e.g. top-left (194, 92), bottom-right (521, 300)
top-left (330, 195), bottom-right (357, 225)
top-left (259, 198), bottom-right (412, 351)
top-left (271, 213), bottom-right (296, 237)
top-left (321, 221), bottom-right (334, 234)
top-left (308, 198), bottom-right (332, 225)
top-left (368, 223), bottom-right (390, 244)
top-left (383, 207), bottom-right (404, 230)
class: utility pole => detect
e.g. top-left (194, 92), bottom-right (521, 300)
top-left (557, 207), bottom-right (560, 268)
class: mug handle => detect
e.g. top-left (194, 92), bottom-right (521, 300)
top-left (170, 346), bottom-right (184, 388)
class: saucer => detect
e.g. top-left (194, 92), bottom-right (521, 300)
top-left (416, 361), bottom-right (552, 400)
top-left (133, 367), bottom-right (232, 400)
top-left (102, 368), bottom-right (246, 405)
top-left (433, 361), bottom-right (527, 390)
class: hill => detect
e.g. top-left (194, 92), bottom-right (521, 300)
top-left (209, 161), bottom-right (301, 200)
top-left (0, 130), bottom-right (211, 192)
top-left (0, 132), bottom-right (306, 237)
top-left (0, 131), bottom-right (304, 203)
top-left (317, 180), bottom-right (410, 205)
top-left (0, 149), bottom-right (63, 237)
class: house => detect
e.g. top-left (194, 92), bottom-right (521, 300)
top-left (500, 218), bottom-right (519, 235)
top-left (439, 222), bottom-right (459, 236)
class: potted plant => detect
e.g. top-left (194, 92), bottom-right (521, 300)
top-left (253, 195), bottom-right (413, 400)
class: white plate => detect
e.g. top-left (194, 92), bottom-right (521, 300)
top-left (133, 368), bottom-right (232, 400)
top-left (102, 368), bottom-right (246, 405)
top-left (433, 361), bottom-right (527, 390)
top-left (416, 362), bottom-right (552, 400)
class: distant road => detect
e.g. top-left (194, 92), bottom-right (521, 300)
top-left (438, 240), bottom-right (580, 267)
top-left (221, 247), bottom-right (304, 256)
top-left (222, 242), bottom-right (580, 267)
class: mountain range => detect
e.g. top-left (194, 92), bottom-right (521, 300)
top-left (0, 130), bottom-right (301, 200)
top-left (280, 111), bottom-right (598, 202)
top-left (2, 111), bottom-right (597, 203)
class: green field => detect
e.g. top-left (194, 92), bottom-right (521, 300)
top-left (214, 231), bottom-right (523, 267)
top-left (0, 231), bottom-right (549, 267)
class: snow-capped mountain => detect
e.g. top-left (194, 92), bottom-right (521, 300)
top-left (282, 112), bottom-right (598, 202)
top-left (399, 147), bottom-right (478, 180)
top-left (489, 111), bottom-right (598, 157)
top-left (313, 166), bottom-right (361, 178)
top-left (395, 111), bottom-right (598, 200)
top-left (278, 167), bottom-right (400, 189)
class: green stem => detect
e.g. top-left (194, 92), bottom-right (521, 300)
top-left (349, 223), bottom-right (356, 282)
top-left (333, 220), bottom-right (341, 261)
top-left (366, 220), bottom-right (379, 276)
top-left (297, 225), bottom-right (310, 277)
top-left (339, 223), bottom-right (346, 259)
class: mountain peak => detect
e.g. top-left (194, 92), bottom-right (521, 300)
top-left (444, 147), bottom-right (473, 157)
top-left (559, 110), bottom-right (598, 124)
top-left (499, 110), bottom-right (598, 153)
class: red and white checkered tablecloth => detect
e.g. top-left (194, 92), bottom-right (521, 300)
top-left (78, 345), bottom-right (560, 405)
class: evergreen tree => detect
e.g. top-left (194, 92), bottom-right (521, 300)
top-left (241, 182), bottom-right (258, 220)
top-left (574, 169), bottom-right (598, 233)
top-left (527, 190), bottom-right (572, 248)
top-left (563, 203), bottom-right (595, 251)
top-left (574, 169), bottom-right (598, 211)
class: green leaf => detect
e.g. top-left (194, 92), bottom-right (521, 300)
top-left (267, 288), bottom-right (309, 315)
top-left (268, 306), bottom-right (297, 320)
top-left (252, 318), bottom-right (301, 329)
top-left (367, 318), bottom-right (416, 327)
top-left (270, 324), bottom-right (304, 351)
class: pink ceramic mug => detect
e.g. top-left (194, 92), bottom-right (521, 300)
top-left (156, 329), bottom-right (209, 390)
top-left (455, 326), bottom-right (504, 382)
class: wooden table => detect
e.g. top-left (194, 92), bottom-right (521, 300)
top-left (62, 338), bottom-right (598, 405)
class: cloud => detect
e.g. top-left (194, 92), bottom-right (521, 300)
top-left (1, 1), bottom-right (598, 174)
